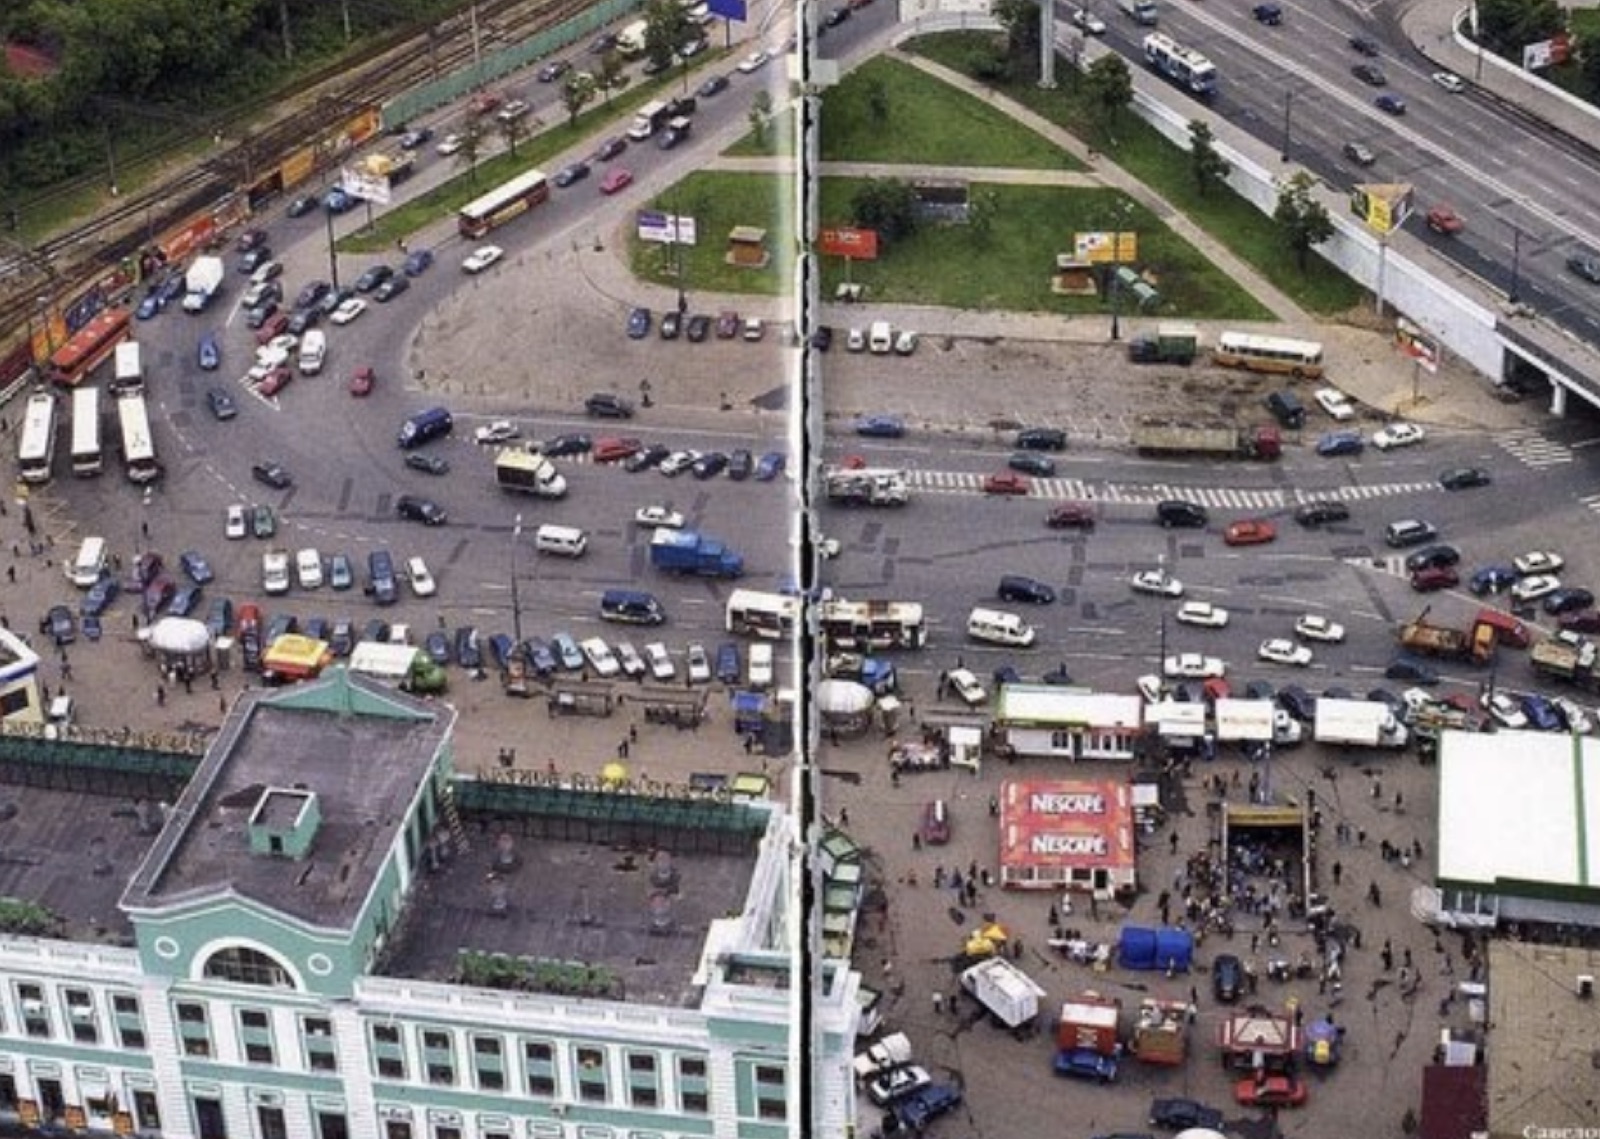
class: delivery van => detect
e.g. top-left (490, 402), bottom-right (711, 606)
top-left (966, 606), bottom-right (1037, 647)
top-left (397, 407), bottom-right (453, 449)
top-left (297, 329), bottom-right (327, 375)
top-left (534, 524), bottom-right (588, 557)
top-left (67, 536), bottom-right (109, 588)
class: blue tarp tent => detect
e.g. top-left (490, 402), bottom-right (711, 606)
top-left (1117, 925), bottom-right (1194, 973)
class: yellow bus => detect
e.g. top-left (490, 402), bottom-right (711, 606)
top-left (1214, 331), bottom-right (1325, 378)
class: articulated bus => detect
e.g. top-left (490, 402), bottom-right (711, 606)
top-left (457, 169), bottom-right (550, 239)
top-left (725, 590), bottom-right (800, 640)
top-left (819, 599), bottom-right (927, 651)
top-left (115, 390), bottom-right (160, 484)
top-left (1213, 331), bottom-right (1325, 378)
top-left (69, 386), bottom-right (103, 477)
top-left (17, 391), bottom-right (58, 485)
top-left (48, 307), bottom-right (131, 387)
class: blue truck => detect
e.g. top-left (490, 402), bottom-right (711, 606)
top-left (885, 1082), bottom-right (963, 1133)
top-left (649, 529), bottom-right (744, 578)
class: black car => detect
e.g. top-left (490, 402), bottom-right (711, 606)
top-left (812, 325), bottom-right (833, 352)
top-left (1212, 953), bottom-right (1244, 1002)
top-left (1243, 679), bottom-right (1275, 701)
top-left (455, 627), bottom-right (484, 670)
top-left (537, 58), bottom-right (572, 82)
top-left (405, 453), bottom-right (451, 476)
top-left (998, 575), bottom-right (1056, 604)
top-left (1349, 33), bottom-right (1380, 56)
top-left (265, 613), bottom-right (298, 644)
top-left (354, 265), bottom-right (395, 293)
top-left (238, 247), bottom-right (272, 274)
top-left (1156, 499), bottom-right (1208, 528)
top-left (1041, 662), bottom-right (1074, 686)
top-left (1150, 1098), bottom-right (1224, 1132)
top-left (1276, 684), bottom-right (1316, 721)
top-left (286, 195), bottom-right (318, 218)
top-left (81, 575), bottom-right (120, 618)
top-left (596, 136), bottom-right (627, 161)
top-left (1352, 62), bottom-right (1387, 85)
top-left (206, 597), bottom-right (235, 639)
top-left (168, 584), bottom-right (203, 618)
top-left (539, 433), bottom-right (592, 457)
top-left (1008, 452), bottom-right (1056, 477)
top-left (372, 276), bottom-right (410, 303)
top-left (625, 443), bottom-right (670, 472)
top-left (523, 638), bottom-right (557, 676)
top-left (317, 286), bottom-right (355, 317)
top-left (698, 74), bottom-right (730, 97)
top-left (1367, 688), bottom-right (1407, 719)
top-left (296, 280), bottom-right (332, 310)
top-left (1404, 544), bottom-right (1460, 573)
top-left (1440, 466), bottom-right (1492, 490)
top-left (825, 6), bottom-right (850, 25)
top-left (207, 387), bottom-right (238, 421)
top-left (692, 451), bottom-right (730, 479)
top-left (41, 604), bottom-right (76, 646)
top-left (424, 631), bottom-right (451, 666)
top-left (589, 31), bottom-right (618, 54)
top-left (1545, 587), bottom-right (1595, 615)
top-left (1567, 252), bottom-right (1600, 284)
top-left (686, 314), bottom-right (712, 342)
top-left (396, 495), bottom-right (447, 525)
top-left (584, 393), bottom-right (635, 419)
top-left (728, 449), bottom-right (754, 480)
top-left (328, 619), bottom-right (355, 657)
top-left (1016, 426), bottom-right (1067, 451)
top-left (1385, 655), bottom-right (1440, 684)
top-left (660, 311), bottom-right (683, 340)
top-left (302, 617), bottom-right (329, 641)
top-left (252, 461), bottom-right (292, 490)
top-left (554, 161), bottom-right (591, 188)
top-left (361, 619), bottom-right (391, 646)
top-left (244, 303), bottom-right (278, 330)
top-left (399, 127), bottom-right (434, 149)
top-left (286, 308), bottom-right (322, 336)
top-left (1322, 685), bottom-right (1354, 701)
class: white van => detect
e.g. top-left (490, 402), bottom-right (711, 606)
top-left (966, 606), bottom-right (1037, 647)
top-left (534, 524), bottom-right (588, 557)
top-left (298, 329), bottom-right (327, 375)
top-left (67, 536), bottom-right (109, 588)
top-left (868, 321), bottom-right (894, 354)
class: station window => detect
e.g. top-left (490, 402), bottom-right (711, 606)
top-left (111, 994), bottom-right (146, 1050)
top-left (754, 1064), bottom-right (786, 1121)
top-left (175, 1002), bottom-right (211, 1058)
top-left (677, 1055), bottom-right (709, 1114)
top-left (472, 1035), bottom-right (505, 1091)
top-left (421, 1030), bottom-right (455, 1086)
top-left (523, 1040), bottom-right (557, 1097)
top-left (239, 1008), bottom-right (275, 1065)
top-left (16, 983), bottom-right (50, 1039)
top-left (63, 988), bottom-right (97, 1044)
top-left (302, 1016), bottom-right (338, 1073)
top-left (371, 1024), bottom-right (406, 1080)
top-left (576, 1046), bottom-right (608, 1104)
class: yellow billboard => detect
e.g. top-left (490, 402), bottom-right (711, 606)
top-left (1349, 183), bottom-right (1414, 236)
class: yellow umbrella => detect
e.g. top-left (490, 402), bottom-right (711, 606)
top-left (600, 761), bottom-right (629, 787)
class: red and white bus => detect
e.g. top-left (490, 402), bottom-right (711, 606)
top-left (457, 169), bottom-right (550, 239)
top-left (48, 308), bottom-right (131, 388)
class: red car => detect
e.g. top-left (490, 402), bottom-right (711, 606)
top-left (256, 367), bottom-right (292, 397)
top-left (1411, 565), bottom-right (1460, 592)
top-left (593, 436), bottom-right (643, 463)
top-left (1203, 676), bottom-right (1231, 703)
top-left (1559, 610), bottom-right (1600, 634)
top-left (1223, 519), bottom-right (1277, 546)
top-left (253, 312), bottom-right (290, 346)
top-left (1235, 1074), bottom-right (1307, 1108)
top-left (349, 366), bottom-right (375, 397)
top-left (599, 168), bottom-right (634, 195)
top-left (1047, 502), bottom-right (1096, 530)
top-left (982, 472), bottom-right (1030, 496)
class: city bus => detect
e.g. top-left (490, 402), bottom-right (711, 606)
top-left (17, 390), bottom-right (58, 485)
top-left (457, 169), bottom-right (550, 239)
top-left (1213, 331), bottom-right (1325, 378)
top-left (47, 307), bottom-right (131, 387)
top-left (115, 390), bottom-right (160, 484)
top-left (725, 590), bottom-right (801, 639)
top-left (69, 386), bottom-right (103, 477)
top-left (112, 340), bottom-right (143, 393)
top-left (819, 599), bottom-right (927, 651)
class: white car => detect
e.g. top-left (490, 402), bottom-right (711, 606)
top-left (644, 642), bottom-right (675, 681)
top-left (1131, 570), bottom-right (1184, 597)
top-left (1480, 691), bottom-right (1528, 729)
top-left (405, 556), bottom-right (436, 598)
top-left (868, 1064), bottom-right (933, 1107)
top-left (249, 345), bottom-right (291, 378)
top-left (496, 99), bottom-right (530, 123)
top-left (1552, 696), bottom-right (1594, 734)
top-left (947, 667), bottom-right (988, 706)
top-left (1372, 422), bottom-right (1425, 450)
top-left (846, 327), bottom-right (866, 352)
top-left (580, 636), bottom-right (621, 678)
top-left (225, 504), bottom-right (248, 540)
top-left (1513, 550), bottom-right (1564, 576)
top-left (748, 643), bottom-right (774, 688)
top-left (1070, 5), bottom-right (1107, 34)
top-left (1258, 638), bottom-right (1314, 667)
top-left (474, 420), bottom-right (521, 445)
top-left (615, 641), bottom-right (647, 679)
top-left (735, 49), bottom-right (771, 73)
top-left (1432, 71), bottom-right (1465, 93)
top-left (894, 330), bottom-right (918, 356)
top-left (462, 244), bottom-right (505, 274)
top-left (261, 550), bottom-right (291, 595)
top-left (635, 505), bottom-right (686, 529)
top-left (264, 333), bottom-right (299, 358)
top-left (436, 133), bottom-right (463, 155)
top-left (1163, 653), bottom-right (1225, 679)
top-left (1314, 387), bottom-right (1355, 421)
top-left (659, 450), bottom-right (699, 477)
top-left (1176, 601), bottom-right (1229, 628)
top-left (686, 642), bottom-right (712, 683)
top-left (331, 297), bottom-right (367, 325)
top-left (1137, 674), bottom-right (1165, 703)
top-left (1512, 574), bottom-right (1562, 603)
top-left (1402, 687), bottom-right (1438, 716)
top-left (294, 548), bottom-right (324, 590)
top-left (1294, 614), bottom-right (1346, 643)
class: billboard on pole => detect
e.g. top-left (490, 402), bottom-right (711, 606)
top-left (818, 227), bottom-right (879, 260)
top-left (340, 166), bottom-right (390, 206)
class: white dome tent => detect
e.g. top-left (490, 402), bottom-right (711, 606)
top-left (142, 617), bottom-right (213, 680)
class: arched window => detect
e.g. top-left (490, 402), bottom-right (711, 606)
top-left (202, 946), bottom-right (296, 989)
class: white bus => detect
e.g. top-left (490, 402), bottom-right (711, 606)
top-left (113, 340), bottom-right (143, 392)
top-left (725, 590), bottom-right (801, 640)
top-left (115, 391), bottom-right (160, 484)
top-left (1214, 331), bottom-right (1325, 378)
top-left (17, 391), bottom-right (58, 484)
top-left (69, 386), bottom-right (103, 477)
top-left (819, 598), bottom-right (928, 650)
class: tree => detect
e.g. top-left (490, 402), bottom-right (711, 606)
top-left (865, 76), bottom-right (890, 124)
top-left (991, 0), bottom-right (1041, 70)
top-left (643, 0), bottom-right (696, 74)
top-left (452, 113), bottom-right (490, 184)
top-left (595, 51), bottom-right (626, 104)
top-left (1273, 171), bottom-right (1334, 273)
top-left (1083, 55), bottom-right (1133, 139)
top-left (561, 73), bottom-right (598, 128)
top-left (748, 89), bottom-right (774, 149)
top-left (851, 178), bottom-right (919, 247)
top-left (1187, 119), bottom-right (1231, 197)
top-left (1476, 0), bottom-right (1563, 56)
top-left (967, 189), bottom-right (999, 246)
top-left (499, 107), bottom-right (532, 158)
top-left (1580, 30), bottom-right (1600, 98)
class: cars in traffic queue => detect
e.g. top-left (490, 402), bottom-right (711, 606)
top-left (403, 249), bottom-right (435, 276)
top-left (1223, 519), bottom-right (1276, 546)
top-left (982, 472), bottom-right (1030, 496)
top-left (1131, 570), bottom-right (1184, 597)
top-left (1258, 639), bottom-right (1313, 667)
top-left (1008, 452), bottom-right (1055, 477)
top-left (599, 168), bottom-right (633, 195)
top-left (462, 245), bottom-right (505, 273)
top-left (1069, 5), bottom-right (1107, 33)
top-left (1411, 565), bottom-right (1460, 592)
top-left (1520, 692), bottom-right (1563, 731)
top-left (855, 415), bottom-right (906, 438)
top-left (1294, 614), bottom-right (1345, 642)
top-left (1314, 387), bottom-right (1355, 419)
top-left (1047, 502), bottom-right (1096, 530)
top-left (1343, 141), bottom-right (1377, 166)
top-left (1316, 430), bottom-right (1364, 457)
top-left (1433, 70), bottom-right (1465, 91)
top-left (1373, 422), bottom-right (1425, 450)
top-left (1156, 500), bottom-right (1208, 528)
top-left (1385, 655), bottom-right (1440, 684)
top-left (554, 161), bottom-right (591, 188)
top-left (1163, 653), bottom-right (1225, 679)
top-left (1352, 62), bottom-right (1387, 85)
top-left (1385, 519), bottom-right (1438, 547)
top-left (1176, 601), bottom-right (1229, 628)
top-left (372, 276), bottom-right (410, 303)
top-left (1375, 93), bottom-right (1406, 115)
top-left (593, 437), bottom-right (643, 463)
top-left (1512, 574), bottom-right (1562, 603)
top-left (1295, 499), bottom-right (1350, 527)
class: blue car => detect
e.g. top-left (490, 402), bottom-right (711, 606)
top-left (158, 275), bottom-right (186, 306)
top-left (522, 638), bottom-right (558, 676)
top-left (198, 332), bottom-right (221, 371)
top-left (81, 575), bottom-right (120, 618)
top-left (1052, 1047), bottom-right (1118, 1084)
top-left (1470, 565), bottom-right (1517, 595)
top-left (403, 248), bottom-right (435, 277)
top-left (136, 294), bottom-right (162, 320)
top-left (1316, 430), bottom-right (1364, 457)
top-left (550, 633), bottom-right (585, 671)
top-left (179, 550), bottom-right (215, 585)
top-left (856, 415), bottom-right (906, 438)
top-left (424, 630), bottom-right (451, 666)
top-left (324, 188), bottom-right (355, 214)
top-left (1376, 93), bottom-right (1406, 115)
top-left (755, 451), bottom-right (786, 481)
top-left (1385, 654), bottom-right (1440, 685)
top-left (168, 583), bottom-right (203, 618)
top-left (627, 307), bottom-right (652, 339)
top-left (715, 642), bottom-right (741, 684)
top-left (1520, 692), bottom-right (1562, 731)
top-left (206, 597), bottom-right (235, 639)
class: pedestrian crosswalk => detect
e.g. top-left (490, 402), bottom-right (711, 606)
top-left (1341, 554), bottom-right (1411, 578)
top-left (1578, 491), bottom-right (1600, 518)
top-left (903, 470), bottom-right (1439, 510)
top-left (1496, 427), bottom-right (1573, 468)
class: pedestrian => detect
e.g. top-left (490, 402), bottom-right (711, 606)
top-left (60, 660), bottom-right (72, 682)
top-left (219, 693), bottom-right (228, 715)
top-left (629, 723), bottom-right (638, 743)
top-left (742, 734), bottom-right (753, 755)
top-left (1169, 831), bottom-right (1179, 854)
top-left (1251, 932), bottom-right (1260, 954)
top-left (934, 866), bottom-right (945, 888)
top-left (932, 992), bottom-right (944, 1015)
top-left (140, 520), bottom-right (149, 539)
top-left (1357, 828), bottom-right (1367, 846)
top-left (988, 794), bottom-right (999, 817)
top-left (1371, 777), bottom-right (1382, 800)
top-left (155, 685), bottom-right (165, 707)
top-left (1382, 944), bottom-right (1394, 971)
top-left (1395, 790), bottom-right (1404, 811)
top-left (1185, 1001), bottom-right (1197, 1025)
top-left (912, 833), bottom-right (922, 851)
top-left (1368, 881), bottom-right (1382, 906)
top-left (211, 672), bottom-right (220, 691)
top-left (839, 808), bottom-right (850, 827)
top-left (183, 674), bottom-right (193, 695)
top-left (1332, 860), bottom-right (1342, 886)
top-left (4, 566), bottom-right (11, 584)
top-left (1404, 947), bottom-right (1413, 970)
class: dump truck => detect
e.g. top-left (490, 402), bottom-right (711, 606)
top-left (1531, 640), bottom-right (1600, 689)
top-left (824, 467), bottom-right (910, 506)
top-left (1129, 998), bottom-right (1189, 1065)
top-left (182, 255), bottom-right (225, 313)
top-left (1395, 609), bottom-right (1496, 664)
top-left (494, 450), bottom-right (568, 498)
top-left (1127, 323), bottom-right (1200, 365)
top-left (1057, 993), bottom-right (1121, 1057)
top-left (650, 529), bottom-right (744, 578)
top-left (960, 957), bottom-right (1045, 1031)
top-left (1132, 420), bottom-right (1281, 460)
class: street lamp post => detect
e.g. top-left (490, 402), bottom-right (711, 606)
top-left (1507, 222), bottom-right (1523, 305)
top-left (671, 208), bottom-right (688, 316)
top-left (324, 204), bottom-right (341, 290)
top-left (1108, 201), bottom-right (1134, 342)
top-left (1280, 89), bottom-right (1294, 162)
top-left (510, 514), bottom-right (524, 645)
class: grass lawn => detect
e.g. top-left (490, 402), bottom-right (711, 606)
top-left (723, 111), bottom-right (795, 159)
top-left (817, 56), bottom-right (1080, 170)
top-left (903, 32), bottom-right (1365, 315)
top-left (817, 178), bottom-right (1270, 319)
top-left (626, 172), bottom-right (790, 297)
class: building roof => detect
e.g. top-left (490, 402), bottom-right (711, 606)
top-left (1437, 730), bottom-right (1600, 901)
top-left (1485, 939), bottom-right (1600, 1137)
top-left (122, 669), bottom-right (450, 931)
top-left (998, 779), bottom-right (1136, 876)
top-left (0, 626), bottom-right (40, 683)
top-left (995, 685), bottom-right (1144, 729)
top-left (1420, 1064), bottom-right (1485, 1139)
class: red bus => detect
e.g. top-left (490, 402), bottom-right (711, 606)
top-left (48, 308), bottom-right (131, 387)
top-left (457, 169), bottom-right (550, 239)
